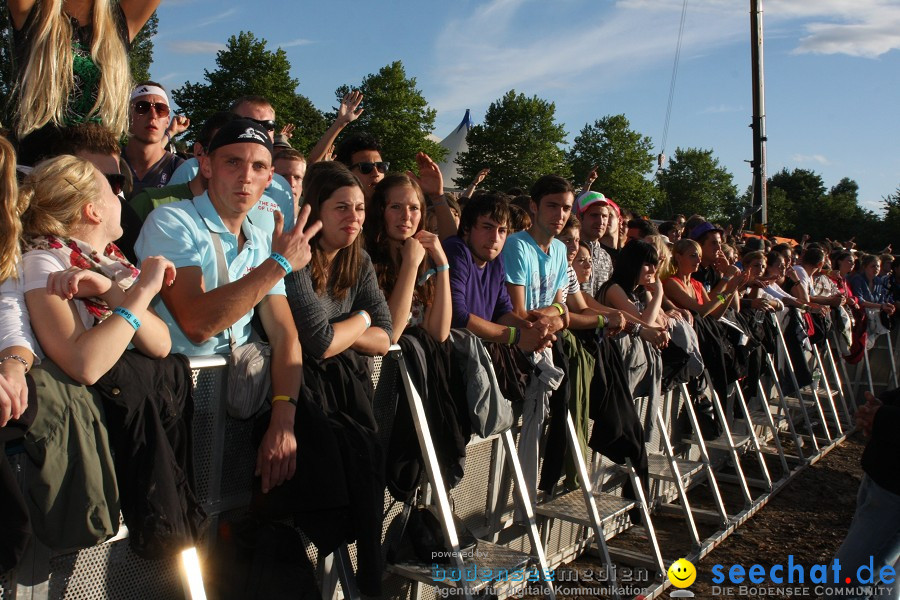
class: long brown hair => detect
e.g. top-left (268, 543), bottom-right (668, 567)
top-left (302, 161), bottom-right (365, 301)
top-left (365, 173), bottom-right (434, 305)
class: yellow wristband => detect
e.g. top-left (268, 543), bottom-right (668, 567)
top-left (552, 302), bottom-right (565, 316)
top-left (597, 314), bottom-right (606, 330)
top-left (272, 395), bottom-right (296, 406)
top-left (507, 326), bottom-right (517, 345)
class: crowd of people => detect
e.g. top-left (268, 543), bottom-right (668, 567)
top-left (0, 0), bottom-right (898, 597)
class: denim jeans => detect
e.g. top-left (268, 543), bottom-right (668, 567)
top-left (828, 475), bottom-right (900, 600)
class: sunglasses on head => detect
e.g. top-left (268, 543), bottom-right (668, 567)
top-left (351, 161), bottom-right (390, 175)
top-left (132, 100), bottom-right (170, 117)
top-left (105, 173), bottom-right (126, 195)
top-left (247, 117), bottom-right (277, 131)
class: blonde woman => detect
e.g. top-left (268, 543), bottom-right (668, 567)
top-left (663, 238), bottom-right (746, 319)
top-left (9, 0), bottom-right (159, 163)
top-left (11, 154), bottom-right (204, 558)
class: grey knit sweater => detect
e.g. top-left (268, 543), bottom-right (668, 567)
top-left (285, 250), bottom-right (392, 359)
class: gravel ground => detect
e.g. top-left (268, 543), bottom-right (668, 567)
top-left (553, 431), bottom-right (866, 599)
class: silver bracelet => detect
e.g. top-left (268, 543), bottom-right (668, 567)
top-left (0, 354), bottom-right (30, 373)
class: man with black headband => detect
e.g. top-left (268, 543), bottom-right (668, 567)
top-left (168, 95), bottom-right (296, 232)
top-left (122, 82), bottom-right (185, 199)
top-left (135, 118), bottom-right (323, 494)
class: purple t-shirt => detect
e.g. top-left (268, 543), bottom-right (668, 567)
top-left (443, 235), bottom-right (514, 328)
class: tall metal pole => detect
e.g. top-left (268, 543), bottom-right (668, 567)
top-left (750, 0), bottom-right (768, 228)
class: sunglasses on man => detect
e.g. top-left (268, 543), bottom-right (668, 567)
top-left (246, 117), bottom-right (277, 131)
top-left (350, 161), bottom-right (390, 175)
top-left (132, 101), bottom-right (170, 117)
top-left (105, 173), bottom-right (126, 196)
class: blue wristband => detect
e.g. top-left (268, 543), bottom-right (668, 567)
top-left (270, 252), bottom-right (292, 275)
top-left (435, 264), bottom-right (450, 273)
top-left (112, 307), bottom-right (141, 331)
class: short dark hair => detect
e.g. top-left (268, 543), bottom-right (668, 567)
top-left (657, 221), bottom-right (678, 237)
top-left (197, 111), bottom-right (236, 149)
top-left (507, 203), bottom-right (531, 233)
top-left (336, 132), bottom-right (382, 166)
top-left (626, 218), bottom-right (657, 238)
top-left (458, 192), bottom-right (510, 237)
top-left (530, 174), bottom-right (574, 206)
top-left (53, 123), bottom-right (121, 156)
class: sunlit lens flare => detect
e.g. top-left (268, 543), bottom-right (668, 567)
top-left (180, 547), bottom-right (207, 600)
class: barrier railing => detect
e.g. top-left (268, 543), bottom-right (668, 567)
top-left (2, 316), bottom-right (866, 600)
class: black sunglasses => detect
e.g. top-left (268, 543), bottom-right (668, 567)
top-left (132, 100), bottom-right (170, 117)
top-left (105, 173), bottom-right (126, 195)
top-left (247, 117), bottom-right (276, 131)
top-left (351, 161), bottom-right (390, 175)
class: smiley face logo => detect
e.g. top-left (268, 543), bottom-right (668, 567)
top-left (667, 558), bottom-right (696, 588)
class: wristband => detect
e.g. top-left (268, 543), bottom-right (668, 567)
top-left (631, 323), bottom-right (643, 337)
top-left (507, 326), bottom-right (517, 345)
top-left (271, 395), bottom-right (297, 406)
top-left (435, 264), bottom-right (450, 273)
top-left (0, 354), bottom-right (30, 373)
top-left (513, 327), bottom-right (521, 345)
top-left (597, 314), bottom-right (606, 330)
top-left (357, 311), bottom-right (371, 329)
top-left (112, 307), bottom-right (141, 330)
top-left (552, 302), bottom-right (566, 316)
top-left (270, 252), bottom-right (292, 275)
top-left (716, 293), bottom-right (727, 304)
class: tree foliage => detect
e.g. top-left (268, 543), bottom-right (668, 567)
top-left (332, 61), bottom-right (444, 173)
top-left (455, 90), bottom-right (569, 191)
top-left (128, 11), bottom-right (157, 83)
top-left (566, 114), bottom-right (658, 215)
top-left (655, 147), bottom-right (738, 222)
top-left (172, 31), bottom-right (324, 152)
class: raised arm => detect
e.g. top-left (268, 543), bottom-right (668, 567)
top-left (417, 231), bottom-right (451, 342)
top-left (307, 91), bottom-right (364, 164)
top-left (461, 168), bottom-right (489, 200)
top-left (118, 0), bottom-right (162, 41)
top-left (7, 0), bottom-right (36, 30)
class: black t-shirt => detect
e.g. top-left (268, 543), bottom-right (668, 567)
top-left (126, 152), bottom-right (186, 200)
top-left (692, 264), bottom-right (721, 293)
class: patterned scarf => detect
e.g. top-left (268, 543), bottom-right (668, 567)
top-left (22, 235), bottom-right (139, 323)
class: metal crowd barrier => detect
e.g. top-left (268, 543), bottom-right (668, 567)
top-left (2, 315), bottom-right (867, 600)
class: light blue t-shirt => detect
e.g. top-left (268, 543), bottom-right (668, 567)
top-left (134, 191), bottom-right (286, 356)
top-left (169, 158), bottom-right (295, 231)
top-left (501, 231), bottom-right (569, 311)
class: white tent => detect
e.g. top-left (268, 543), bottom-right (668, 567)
top-left (435, 109), bottom-right (472, 190)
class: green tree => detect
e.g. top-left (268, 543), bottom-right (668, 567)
top-left (172, 31), bottom-right (324, 152)
top-left (128, 11), bottom-right (157, 83)
top-left (566, 115), bottom-right (658, 215)
top-left (882, 186), bottom-right (900, 251)
top-left (655, 147), bottom-right (738, 223)
top-left (332, 61), bottom-right (444, 173)
top-left (455, 90), bottom-right (569, 192)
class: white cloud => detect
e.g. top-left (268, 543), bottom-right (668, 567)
top-left (157, 72), bottom-right (183, 83)
top-left (791, 153), bottom-right (831, 165)
top-left (278, 38), bottom-right (314, 48)
top-left (769, 0), bottom-right (900, 58)
top-left (430, 0), bottom-right (745, 115)
top-left (198, 8), bottom-right (238, 28)
top-left (169, 41), bottom-right (226, 54)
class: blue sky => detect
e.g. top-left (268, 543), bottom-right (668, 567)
top-left (150, 0), bottom-right (900, 214)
